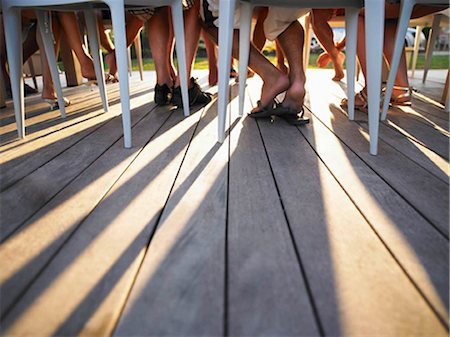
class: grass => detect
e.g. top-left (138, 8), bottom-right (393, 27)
top-left (129, 52), bottom-right (449, 71)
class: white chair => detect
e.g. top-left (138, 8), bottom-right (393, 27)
top-left (0, 67), bottom-right (5, 109)
top-left (217, 0), bottom-right (386, 155)
top-left (2, 0), bottom-right (189, 148)
top-left (409, 11), bottom-right (449, 79)
top-left (381, 0), bottom-right (448, 121)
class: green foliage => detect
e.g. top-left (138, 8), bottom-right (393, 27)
top-left (127, 53), bottom-right (449, 72)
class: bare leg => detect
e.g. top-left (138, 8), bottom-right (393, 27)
top-left (37, 15), bottom-right (61, 100)
top-left (203, 30), bottom-right (218, 86)
top-left (147, 7), bottom-right (172, 87)
top-left (202, 24), bottom-right (289, 110)
top-left (174, 0), bottom-right (202, 88)
top-left (275, 40), bottom-right (288, 74)
top-left (105, 13), bottom-right (144, 77)
top-left (96, 12), bottom-right (114, 54)
top-left (253, 7), bottom-right (268, 51)
top-left (276, 20), bottom-right (306, 111)
top-left (55, 12), bottom-right (96, 81)
top-left (311, 9), bottom-right (345, 81)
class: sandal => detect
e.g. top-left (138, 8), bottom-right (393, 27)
top-left (44, 97), bottom-right (71, 111)
top-left (383, 85), bottom-right (412, 107)
top-left (340, 91), bottom-right (368, 113)
top-left (247, 100), bottom-right (277, 118)
top-left (272, 104), bottom-right (310, 125)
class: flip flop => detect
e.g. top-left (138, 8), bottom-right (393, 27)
top-left (272, 104), bottom-right (310, 125)
top-left (247, 100), bottom-right (277, 118)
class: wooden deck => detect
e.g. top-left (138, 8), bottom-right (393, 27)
top-left (0, 69), bottom-right (448, 336)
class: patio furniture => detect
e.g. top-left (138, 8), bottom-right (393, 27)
top-left (409, 11), bottom-right (449, 79)
top-left (217, 0), bottom-right (386, 155)
top-left (2, 0), bottom-right (189, 148)
top-left (381, 0), bottom-right (449, 120)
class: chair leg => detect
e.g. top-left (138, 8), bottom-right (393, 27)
top-left (442, 69), bottom-right (449, 112)
top-left (0, 64), bottom-right (6, 108)
top-left (365, 0), bottom-right (384, 155)
top-left (84, 10), bottom-right (109, 113)
top-left (423, 14), bottom-right (442, 83)
top-left (4, 7), bottom-right (25, 137)
top-left (381, 0), bottom-right (414, 121)
top-left (27, 58), bottom-right (39, 90)
top-left (303, 14), bottom-right (312, 71)
top-left (36, 10), bottom-right (67, 118)
top-left (134, 35), bottom-right (144, 81)
top-left (217, 0), bottom-right (236, 143)
top-left (127, 47), bottom-right (132, 76)
top-left (345, 7), bottom-right (358, 121)
top-left (411, 25), bottom-right (422, 78)
top-left (109, 3), bottom-right (132, 148)
top-left (238, 2), bottom-right (253, 117)
top-left (171, 0), bottom-right (189, 118)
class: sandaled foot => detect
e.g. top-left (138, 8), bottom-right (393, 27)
top-left (273, 104), bottom-right (309, 125)
top-left (386, 86), bottom-right (412, 106)
top-left (254, 73), bottom-right (290, 113)
top-left (43, 96), bottom-right (71, 111)
top-left (248, 100), bottom-right (277, 118)
top-left (340, 91), bottom-right (368, 112)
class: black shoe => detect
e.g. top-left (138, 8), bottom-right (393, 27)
top-left (154, 83), bottom-right (172, 106)
top-left (172, 77), bottom-right (212, 107)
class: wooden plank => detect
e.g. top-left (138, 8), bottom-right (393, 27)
top-left (0, 79), bottom-right (153, 190)
top-left (299, 108), bottom-right (449, 324)
top-left (113, 94), bottom-right (227, 336)
top-left (303, 77), bottom-right (449, 237)
top-left (0, 102), bottom-right (204, 336)
top-left (253, 108), bottom-right (447, 335)
top-left (0, 90), bottom-right (153, 241)
top-left (410, 96), bottom-right (448, 124)
top-left (0, 71), bottom-right (151, 149)
top-left (384, 110), bottom-right (449, 160)
top-left (0, 99), bottom-right (169, 316)
top-left (227, 88), bottom-right (319, 336)
top-left (0, 84), bottom-right (107, 143)
top-left (353, 110), bottom-right (449, 184)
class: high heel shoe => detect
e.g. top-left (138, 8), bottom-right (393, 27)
top-left (44, 97), bottom-right (71, 111)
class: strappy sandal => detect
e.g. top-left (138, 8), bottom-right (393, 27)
top-left (383, 85), bottom-right (412, 107)
top-left (247, 100), bottom-right (277, 118)
top-left (272, 104), bottom-right (310, 125)
top-left (340, 91), bottom-right (368, 113)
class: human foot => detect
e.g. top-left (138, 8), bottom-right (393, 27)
top-left (80, 58), bottom-right (97, 82)
top-left (389, 86), bottom-right (412, 106)
top-left (280, 79), bottom-right (306, 113)
top-left (331, 52), bottom-right (345, 81)
top-left (317, 51), bottom-right (331, 68)
top-left (340, 90), bottom-right (368, 112)
top-left (250, 72), bottom-right (289, 114)
top-left (105, 51), bottom-right (117, 78)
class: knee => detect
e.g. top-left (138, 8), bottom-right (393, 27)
top-left (311, 9), bottom-right (333, 28)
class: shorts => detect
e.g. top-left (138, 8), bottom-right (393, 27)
top-left (200, 1), bottom-right (310, 41)
top-left (128, 0), bottom-right (195, 22)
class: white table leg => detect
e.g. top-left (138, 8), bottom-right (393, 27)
top-left (218, 0), bottom-right (236, 143)
top-left (365, 0), bottom-right (384, 155)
